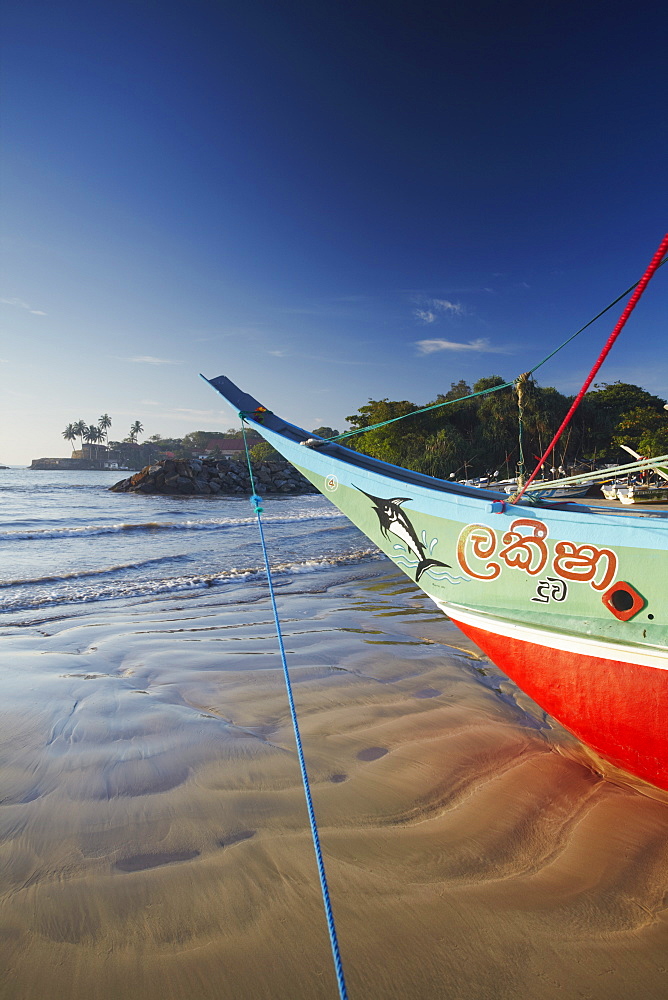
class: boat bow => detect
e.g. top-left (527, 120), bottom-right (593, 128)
top-left (205, 373), bottom-right (668, 792)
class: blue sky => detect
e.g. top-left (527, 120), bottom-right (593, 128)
top-left (1, 0), bottom-right (667, 464)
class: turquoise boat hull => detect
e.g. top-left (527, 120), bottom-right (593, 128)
top-left (206, 375), bottom-right (668, 792)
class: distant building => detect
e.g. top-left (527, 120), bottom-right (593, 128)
top-left (201, 437), bottom-right (261, 459)
top-left (70, 443), bottom-right (123, 468)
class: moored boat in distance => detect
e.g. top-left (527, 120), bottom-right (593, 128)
top-left (205, 373), bottom-right (668, 794)
top-left (613, 444), bottom-right (668, 503)
top-left (458, 475), bottom-right (597, 501)
top-left (616, 483), bottom-right (668, 505)
top-left (601, 482), bottom-right (621, 500)
top-left (600, 476), bottom-right (668, 504)
top-left (504, 480), bottom-right (595, 500)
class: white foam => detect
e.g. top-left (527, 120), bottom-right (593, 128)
top-left (0, 554), bottom-right (186, 589)
top-left (0, 509), bottom-right (346, 542)
top-left (0, 548), bottom-right (382, 613)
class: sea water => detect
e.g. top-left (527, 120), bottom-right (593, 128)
top-left (2, 467), bottom-right (668, 1000)
top-left (0, 468), bottom-right (379, 619)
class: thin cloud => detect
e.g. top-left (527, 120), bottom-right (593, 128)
top-left (416, 337), bottom-right (511, 355)
top-left (0, 296), bottom-right (46, 316)
top-left (413, 298), bottom-right (465, 324)
top-left (269, 349), bottom-right (287, 356)
top-left (414, 309), bottom-right (437, 324)
top-left (123, 356), bottom-right (183, 365)
top-left (432, 299), bottom-right (464, 315)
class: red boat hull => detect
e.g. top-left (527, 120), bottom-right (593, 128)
top-left (445, 607), bottom-right (668, 792)
top-left (204, 373), bottom-right (668, 794)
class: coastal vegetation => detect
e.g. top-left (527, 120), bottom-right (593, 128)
top-left (58, 422), bottom-right (266, 468)
top-left (341, 379), bottom-right (668, 479)
top-left (58, 381), bottom-right (667, 477)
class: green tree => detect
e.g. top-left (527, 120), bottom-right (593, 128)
top-left (250, 441), bottom-right (281, 462)
top-left (444, 379), bottom-right (473, 401)
top-left (181, 431), bottom-right (210, 454)
top-left (98, 413), bottom-right (112, 443)
top-left (62, 423), bottom-right (77, 453)
top-left (639, 424), bottom-right (668, 457)
top-left (129, 420), bottom-right (144, 444)
top-left (612, 406), bottom-right (668, 456)
top-left (516, 381), bottom-right (572, 470)
top-left (589, 382), bottom-right (666, 416)
top-left (423, 425), bottom-right (469, 478)
top-left (84, 425), bottom-right (101, 444)
top-left (345, 399), bottom-right (422, 465)
top-left (473, 377), bottom-right (519, 473)
top-left (72, 419), bottom-right (87, 451)
top-left (580, 383), bottom-right (667, 460)
top-left (311, 426), bottom-right (340, 439)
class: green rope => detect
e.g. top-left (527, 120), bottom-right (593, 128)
top-left (328, 380), bottom-right (514, 443)
top-left (324, 255), bottom-right (668, 445)
top-left (241, 420), bottom-right (261, 502)
top-left (527, 254), bottom-right (667, 376)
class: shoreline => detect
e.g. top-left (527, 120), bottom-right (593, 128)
top-left (2, 566), bottom-right (668, 998)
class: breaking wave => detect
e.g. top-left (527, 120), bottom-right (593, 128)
top-left (0, 548), bottom-right (382, 613)
top-left (0, 554), bottom-right (188, 589)
top-left (0, 509), bottom-right (346, 542)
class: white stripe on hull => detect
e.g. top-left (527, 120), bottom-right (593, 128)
top-left (432, 600), bottom-right (668, 672)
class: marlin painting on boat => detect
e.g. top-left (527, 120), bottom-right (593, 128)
top-left (204, 237), bottom-right (668, 794)
top-left (205, 369), bottom-right (668, 793)
top-left (355, 488), bottom-right (450, 581)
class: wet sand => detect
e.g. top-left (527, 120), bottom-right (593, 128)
top-left (1, 568), bottom-right (667, 999)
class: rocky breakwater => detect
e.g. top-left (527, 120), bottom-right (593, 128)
top-left (109, 457), bottom-right (316, 496)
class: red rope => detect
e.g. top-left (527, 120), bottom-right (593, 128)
top-left (512, 233), bottom-right (668, 503)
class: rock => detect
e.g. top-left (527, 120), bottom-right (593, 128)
top-left (109, 457), bottom-right (315, 496)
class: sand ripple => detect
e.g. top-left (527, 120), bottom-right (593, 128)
top-left (1, 570), bottom-right (667, 999)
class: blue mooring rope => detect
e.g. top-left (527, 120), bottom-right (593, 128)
top-left (242, 425), bottom-right (349, 1000)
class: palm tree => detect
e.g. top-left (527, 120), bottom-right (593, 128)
top-left (98, 413), bottom-right (112, 443)
top-left (129, 420), bottom-right (144, 444)
top-left (73, 419), bottom-right (87, 452)
top-left (84, 425), bottom-right (101, 445)
top-left (62, 423), bottom-right (77, 454)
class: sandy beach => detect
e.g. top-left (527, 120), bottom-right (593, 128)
top-left (1, 564), bottom-right (667, 1000)
top-left (4, 0), bottom-right (668, 994)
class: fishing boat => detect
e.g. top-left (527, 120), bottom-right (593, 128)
top-left (475, 475), bottom-right (595, 500)
top-left (614, 445), bottom-right (668, 504)
top-left (616, 483), bottom-right (668, 505)
top-left (503, 480), bottom-right (595, 501)
top-left (204, 236), bottom-right (668, 793)
top-left (205, 372), bottom-right (667, 791)
top-left (601, 481), bottom-right (622, 500)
